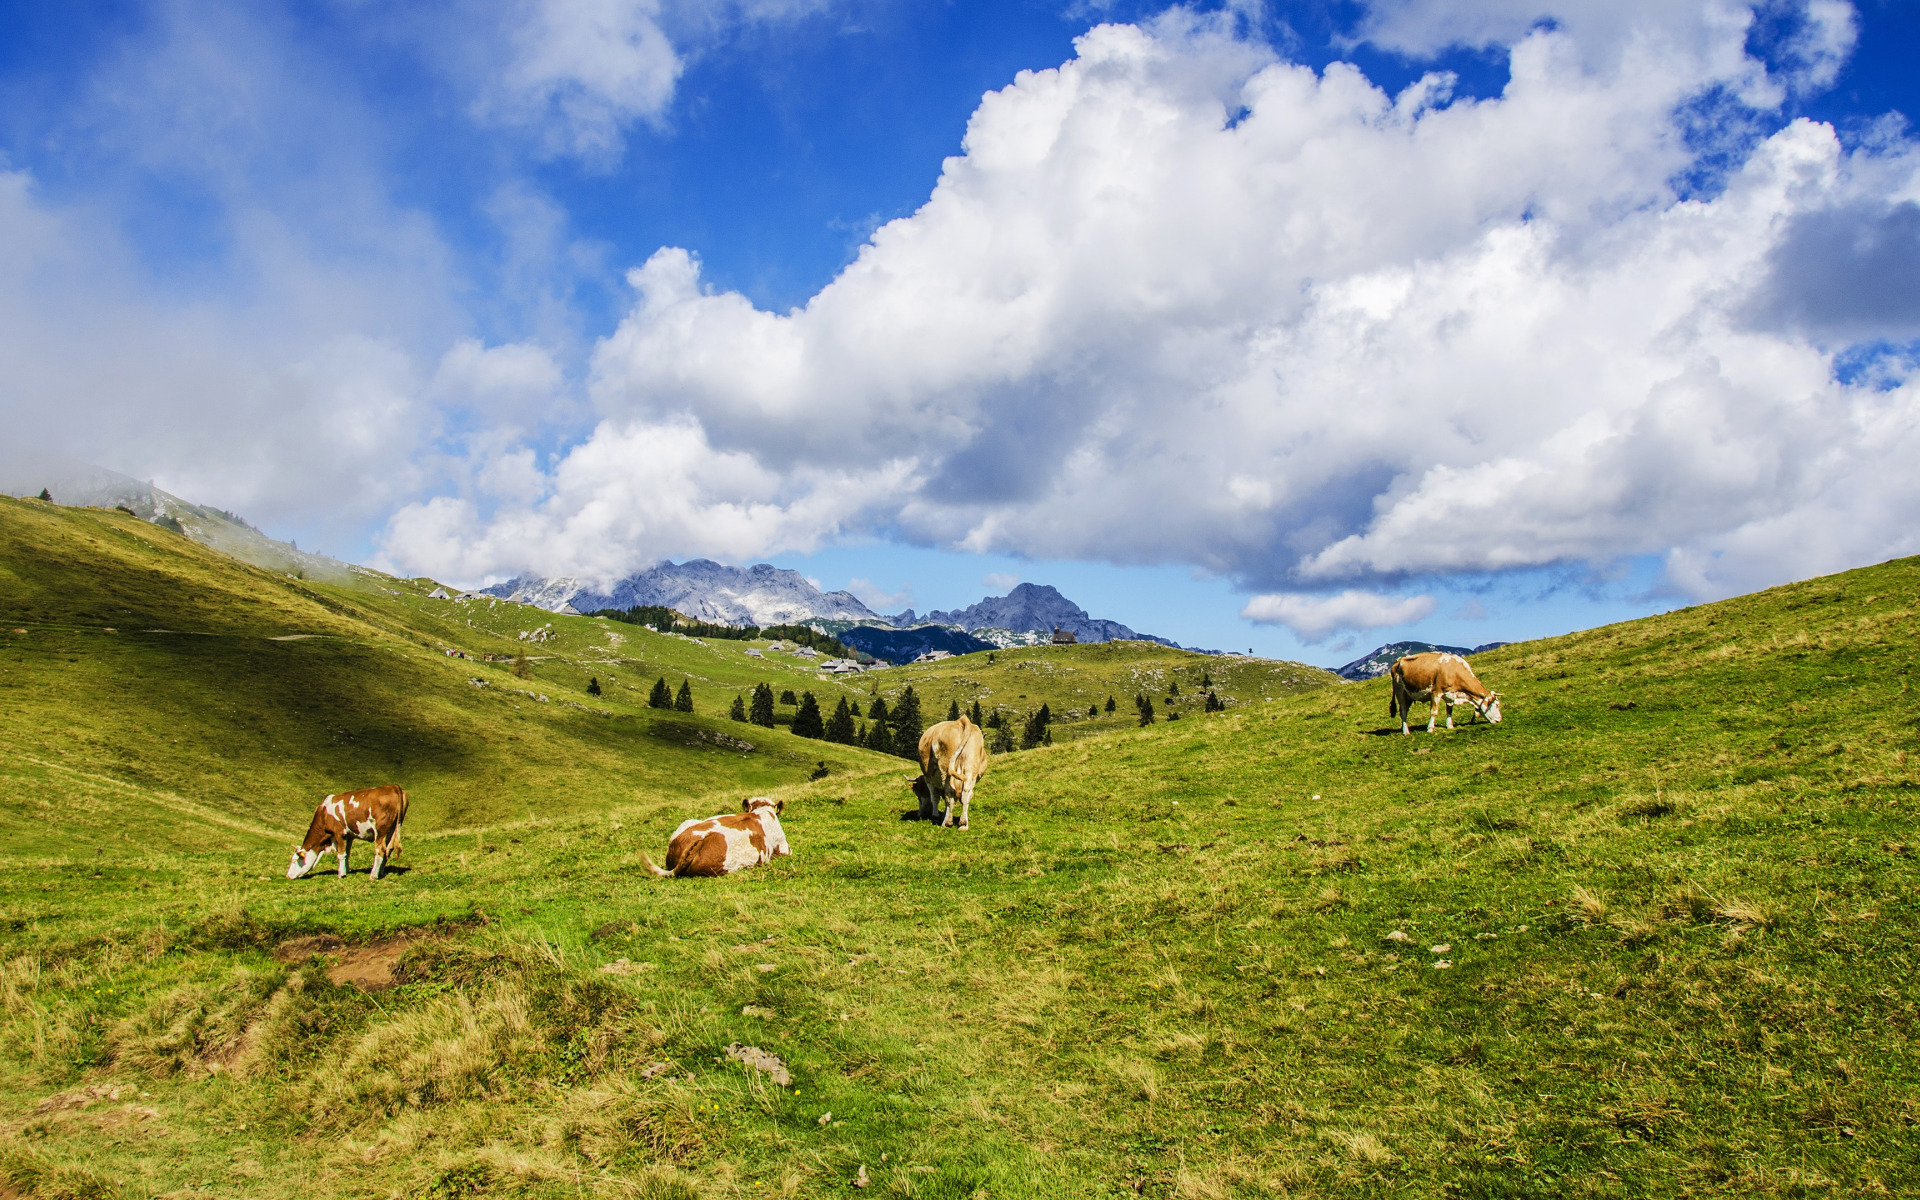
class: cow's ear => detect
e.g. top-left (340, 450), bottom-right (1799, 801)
top-left (775, 799), bottom-right (785, 815)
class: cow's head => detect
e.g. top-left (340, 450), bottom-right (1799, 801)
top-left (286, 845), bottom-right (321, 879)
top-left (905, 773), bottom-right (929, 802)
top-left (744, 795), bottom-right (783, 816)
top-left (1479, 692), bottom-right (1503, 724)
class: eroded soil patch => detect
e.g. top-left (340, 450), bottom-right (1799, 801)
top-left (273, 931), bottom-right (434, 991)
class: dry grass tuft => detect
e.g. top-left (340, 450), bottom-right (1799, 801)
top-left (1323, 1128), bottom-right (1396, 1164)
top-left (1568, 885), bottom-right (1610, 926)
top-left (1714, 898), bottom-right (1774, 932)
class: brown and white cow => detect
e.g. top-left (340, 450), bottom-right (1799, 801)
top-left (287, 785), bottom-right (409, 880)
top-left (641, 796), bottom-right (791, 877)
top-left (1389, 652), bottom-right (1503, 735)
top-left (908, 715), bottom-right (989, 829)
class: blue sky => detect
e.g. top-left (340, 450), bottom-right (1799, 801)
top-left (3, 1), bottom-right (1918, 666)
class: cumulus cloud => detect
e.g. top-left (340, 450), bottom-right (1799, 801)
top-left (473, 0), bottom-right (682, 158)
top-left (396, 1), bottom-right (1920, 601)
top-left (1241, 590), bottom-right (1437, 642)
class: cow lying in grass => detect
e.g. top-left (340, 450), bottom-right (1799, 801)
top-left (1389, 652), bottom-right (1503, 734)
top-left (909, 715), bottom-right (989, 829)
top-left (642, 796), bottom-right (791, 877)
top-left (287, 785), bottom-right (409, 880)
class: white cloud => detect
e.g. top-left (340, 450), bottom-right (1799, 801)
top-left (1241, 590), bottom-right (1437, 642)
top-left (845, 577), bottom-right (914, 611)
top-left (476, 0), bottom-right (682, 159)
top-left (982, 571), bottom-right (1020, 592)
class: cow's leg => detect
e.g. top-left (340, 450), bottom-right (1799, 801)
top-left (956, 775), bottom-right (975, 830)
top-left (939, 779), bottom-right (957, 827)
top-left (370, 832), bottom-right (386, 880)
top-left (337, 835), bottom-right (350, 877)
top-left (1426, 692), bottom-right (1438, 734)
top-left (918, 779), bottom-right (937, 823)
top-left (1444, 695), bottom-right (1455, 730)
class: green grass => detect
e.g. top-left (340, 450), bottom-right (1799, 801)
top-left (2, 495), bottom-right (1918, 1197)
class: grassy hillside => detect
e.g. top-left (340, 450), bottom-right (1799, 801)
top-left (2, 497), bottom-right (1918, 1197)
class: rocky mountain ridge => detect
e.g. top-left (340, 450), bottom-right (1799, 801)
top-left (1335, 640), bottom-right (1510, 681)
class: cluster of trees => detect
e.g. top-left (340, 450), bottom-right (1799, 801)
top-left (728, 681), bottom-right (927, 757)
top-left (761, 624), bottom-right (852, 658)
top-left (592, 605), bottom-right (759, 640)
top-left (648, 678), bottom-right (694, 711)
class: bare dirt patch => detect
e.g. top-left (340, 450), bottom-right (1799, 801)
top-left (273, 931), bottom-right (432, 991)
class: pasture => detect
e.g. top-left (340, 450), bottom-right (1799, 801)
top-left (1, 496), bottom-right (1917, 1197)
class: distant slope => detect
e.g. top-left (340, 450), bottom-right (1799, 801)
top-left (0, 454), bottom-right (352, 582)
top-left (1335, 638), bottom-right (1509, 680)
top-left (835, 624), bottom-right (994, 663)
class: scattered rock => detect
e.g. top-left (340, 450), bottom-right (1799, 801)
top-left (741, 1005), bottom-right (776, 1018)
top-left (639, 1061), bottom-right (675, 1079)
top-left (854, 1165), bottom-right (870, 1188)
top-left (756, 963), bottom-right (777, 972)
top-left (1430, 944), bottom-right (1451, 954)
top-left (35, 1084), bottom-right (126, 1114)
top-left (817, 1111), bottom-right (833, 1125)
top-left (1432, 960), bottom-right (1452, 969)
top-left (725, 1043), bottom-right (792, 1086)
top-left (1384, 930), bottom-right (1409, 943)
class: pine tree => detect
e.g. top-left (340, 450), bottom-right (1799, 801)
top-left (864, 716), bottom-right (892, 755)
top-left (1105, 695), bottom-right (1116, 713)
top-left (947, 699), bottom-right (961, 722)
top-left (1021, 704), bottom-right (1053, 749)
top-left (649, 678), bottom-right (673, 708)
top-left (867, 695), bottom-right (889, 729)
top-left (793, 692), bottom-right (824, 738)
top-left (749, 682), bottom-right (776, 727)
top-left (825, 697), bottom-right (856, 743)
top-left (1205, 690), bottom-right (1225, 713)
top-left (891, 686), bottom-right (924, 759)
top-left (969, 699), bottom-right (983, 725)
top-left (1168, 679), bottom-right (1180, 697)
top-left (849, 700), bottom-right (863, 719)
top-left (991, 722), bottom-right (1015, 754)
top-left (512, 652), bottom-right (533, 679)
top-left (675, 680), bottom-right (694, 712)
top-left (779, 689), bottom-right (798, 706)
top-left (1136, 693), bottom-right (1155, 726)
top-left (35, 488), bottom-right (51, 502)
top-left (586, 676), bottom-right (601, 696)
top-left (1201, 670), bottom-right (1213, 688)
top-left (730, 694), bottom-right (748, 722)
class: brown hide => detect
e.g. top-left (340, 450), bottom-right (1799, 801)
top-left (912, 716), bottom-right (989, 827)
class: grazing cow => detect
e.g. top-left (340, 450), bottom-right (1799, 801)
top-left (908, 715), bottom-right (989, 829)
top-left (287, 785), bottom-right (408, 880)
top-left (1389, 652), bottom-right (1503, 735)
top-left (642, 796), bottom-right (791, 877)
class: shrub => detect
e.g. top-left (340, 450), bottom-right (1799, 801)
top-left (586, 677), bottom-right (601, 696)
top-left (779, 689), bottom-right (797, 706)
top-left (512, 652), bottom-right (533, 680)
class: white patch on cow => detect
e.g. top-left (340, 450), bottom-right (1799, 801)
top-left (323, 798), bottom-right (344, 821)
top-left (355, 819), bottom-right (378, 839)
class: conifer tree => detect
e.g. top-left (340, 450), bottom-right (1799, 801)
top-left (1168, 679), bottom-right (1180, 697)
top-left (864, 716), bottom-right (892, 754)
top-left (946, 699), bottom-right (961, 722)
top-left (1106, 695), bottom-right (1117, 713)
top-left (779, 689), bottom-right (798, 706)
top-left (1201, 670), bottom-right (1213, 688)
top-left (849, 700), bottom-right (863, 719)
top-left (890, 686), bottom-right (924, 759)
top-left (1021, 708), bottom-right (1047, 750)
top-left (825, 697), bottom-right (856, 743)
top-left (749, 682), bottom-right (776, 727)
top-left (512, 651), bottom-right (533, 679)
top-left (730, 694), bottom-right (748, 722)
top-left (793, 692), bottom-right (824, 738)
top-left (1136, 693), bottom-right (1156, 726)
top-left (675, 680), bottom-right (694, 712)
top-left (648, 677), bottom-right (673, 708)
top-left (991, 722), bottom-right (1015, 753)
top-left (867, 695), bottom-right (889, 729)
top-left (969, 699), bottom-right (983, 725)
top-left (586, 677), bottom-right (601, 696)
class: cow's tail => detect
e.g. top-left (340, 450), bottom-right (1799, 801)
top-left (638, 852), bottom-right (675, 878)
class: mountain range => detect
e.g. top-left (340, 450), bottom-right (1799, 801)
top-left (482, 564), bottom-right (1177, 650)
top-left (1333, 640), bottom-right (1511, 682)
